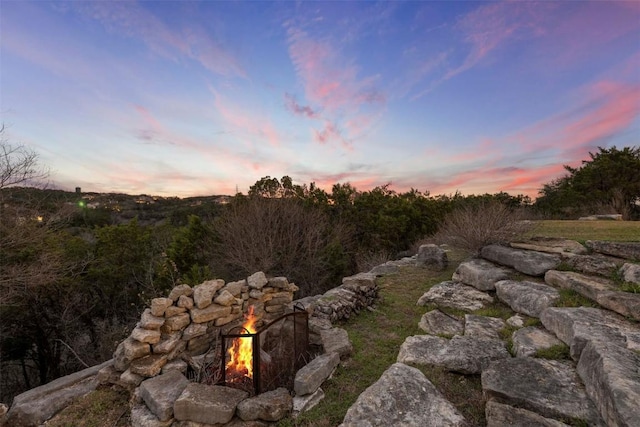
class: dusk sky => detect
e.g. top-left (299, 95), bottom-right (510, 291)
top-left (2, 1), bottom-right (639, 198)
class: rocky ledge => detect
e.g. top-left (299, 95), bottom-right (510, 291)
top-left (342, 239), bottom-right (640, 427)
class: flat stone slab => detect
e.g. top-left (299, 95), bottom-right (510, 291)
top-left (452, 258), bottom-right (511, 291)
top-left (174, 383), bottom-right (248, 425)
top-left (463, 315), bottom-right (505, 341)
top-left (292, 388), bottom-right (325, 417)
top-left (294, 352), bottom-right (340, 396)
top-left (236, 387), bottom-right (292, 422)
top-left (511, 237), bottom-right (587, 256)
top-left (512, 326), bottom-right (564, 358)
top-left (139, 370), bottom-right (190, 422)
top-left (418, 310), bottom-right (463, 336)
top-left (495, 280), bottom-right (559, 318)
top-left (485, 401), bottom-right (571, 427)
top-left (368, 262), bottom-right (400, 276)
top-left (481, 245), bottom-right (561, 276)
top-left (417, 281), bottom-right (494, 311)
top-left (540, 307), bottom-right (640, 360)
top-left (564, 254), bottom-right (620, 277)
top-left (397, 335), bottom-right (510, 374)
top-left (340, 363), bottom-right (466, 427)
top-left (577, 339), bottom-right (640, 427)
top-left (586, 240), bottom-right (640, 261)
top-left (482, 358), bottom-right (602, 425)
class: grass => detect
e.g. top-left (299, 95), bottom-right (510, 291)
top-left (527, 220), bottom-right (640, 243)
top-left (535, 344), bottom-right (571, 360)
top-left (554, 289), bottom-right (599, 308)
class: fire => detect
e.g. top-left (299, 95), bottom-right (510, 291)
top-left (226, 305), bottom-right (258, 380)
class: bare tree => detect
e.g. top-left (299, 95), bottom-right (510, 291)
top-left (0, 124), bottom-right (49, 190)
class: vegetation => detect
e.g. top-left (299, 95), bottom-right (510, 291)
top-left (529, 220), bottom-right (640, 242)
top-left (534, 344), bottom-right (571, 360)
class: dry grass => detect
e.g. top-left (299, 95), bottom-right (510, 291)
top-left (527, 220), bottom-right (640, 242)
top-left (43, 386), bottom-right (130, 427)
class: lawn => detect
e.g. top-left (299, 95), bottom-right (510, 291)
top-left (527, 220), bottom-right (640, 243)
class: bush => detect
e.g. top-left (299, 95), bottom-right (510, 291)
top-left (431, 200), bottom-right (534, 253)
top-left (212, 197), bottom-right (355, 297)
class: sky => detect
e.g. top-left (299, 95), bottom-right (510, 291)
top-left (1, 1), bottom-right (639, 199)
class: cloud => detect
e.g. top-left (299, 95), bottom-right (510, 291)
top-left (285, 26), bottom-right (386, 147)
top-left (284, 93), bottom-right (319, 118)
top-left (72, 2), bottom-right (245, 78)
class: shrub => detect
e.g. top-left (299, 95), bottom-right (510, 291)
top-left (431, 200), bottom-right (534, 253)
top-left (212, 197), bottom-right (355, 297)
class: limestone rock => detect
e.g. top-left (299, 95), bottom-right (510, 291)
top-left (222, 280), bottom-right (245, 297)
top-left (540, 307), bottom-right (639, 360)
top-left (577, 338), bottom-right (640, 427)
top-left (320, 328), bottom-right (353, 359)
top-left (564, 254), bottom-right (620, 277)
top-left (417, 281), bottom-right (494, 311)
top-left (193, 279), bottom-right (225, 309)
top-left (512, 327), bottom-right (564, 358)
top-left (165, 306), bottom-right (187, 317)
top-left (151, 298), bottom-right (173, 316)
top-left (169, 284), bottom-right (193, 301)
top-left (130, 355), bottom-right (167, 377)
top-left (130, 401), bottom-right (174, 427)
top-left (416, 244), bottom-right (448, 271)
top-left (340, 362), bottom-right (466, 427)
top-left (152, 332), bottom-right (182, 354)
top-left (463, 315), bottom-right (505, 341)
top-left (190, 304), bottom-right (232, 324)
top-left (482, 358), bottom-right (602, 424)
top-left (140, 309), bottom-right (166, 330)
top-left (182, 323), bottom-right (208, 341)
top-left (595, 289), bottom-right (640, 321)
top-left (120, 368), bottom-right (145, 388)
top-left (132, 327), bottom-right (162, 344)
top-left (397, 335), bottom-right (510, 374)
top-left (620, 262), bottom-right (640, 284)
top-left (161, 358), bottom-right (188, 374)
top-left (247, 272), bottom-right (268, 290)
top-left (545, 270), bottom-right (615, 301)
top-left (292, 388), bottom-right (325, 417)
top-left (173, 383), bottom-right (248, 425)
top-left (585, 240), bottom-right (640, 261)
top-left (214, 289), bottom-right (236, 306)
top-left (452, 259), bottom-right (511, 291)
top-left (236, 387), bottom-right (292, 422)
top-left (481, 245), bottom-right (561, 276)
top-left (177, 295), bottom-right (194, 309)
top-left (506, 314), bottom-right (526, 328)
top-left (418, 310), bottom-right (463, 336)
top-left (510, 238), bottom-right (587, 256)
top-left (163, 313), bottom-right (191, 331)
top-left (368, 262), bottom-right (400, 276)
top-left (139, 371), bottom-right (190, 422)
top-left (485, 401), bottom-right (571, 427)
top-left (294, 353), bottom-right (340, 396)
top-left (114, 337), bottom-right (150, 371)
top-left (495, 280), bottom-right (559, 318)
top-left (4, 360), bottom-right (111, 427)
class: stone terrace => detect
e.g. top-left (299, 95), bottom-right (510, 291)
top-left (342, 239), bottom-right (640, 427)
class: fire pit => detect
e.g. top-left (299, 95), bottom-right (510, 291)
top-left (196, 304), bottom-right (311, 396)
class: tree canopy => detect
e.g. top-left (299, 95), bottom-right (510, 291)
top-left (535, 146), bottom-right (640, 219)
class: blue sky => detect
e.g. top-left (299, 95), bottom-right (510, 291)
top-left (2, 1), bottom-right (639, 198)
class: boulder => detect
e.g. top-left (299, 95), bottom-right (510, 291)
top-left (481, 245), bottom-right (561, 276)
top-left (340, 363), bottom-right (466, 427)
top-left (510, 238), bottom-right (587, 256)
top-left (463, 315), bottom-right (505, 341)
top-left (294, 353), bottom-right (340, 396)
top-left (138, 370), bottom-right (190, 422)
top-left (247, 272), bottom-right (268, 290)
top-left (495, 280), bottom-right (559, 318)
top-left (417, 281), bottom-right (494, 311)
top-left (418, 310), bottom-right (463, 336)
top-left (512, 327), bottom-right (564, 358)
top-left (485, 401), bottom-right (571, 427)
top-left (539, 307), bottom-right (637, 360)
top-left (595, 290), bottom-right (640, 321)
top-left (174, 383), bottom-right (248, 425)
top-left (168, 284), bottom-right (193, 301)
top-left (564, 254), bottom-right (620, 277)
top-left (397, 335), bottom-right (510, 374)
top-left (452, 259), bottom-right (511, 291)
top-left (320, 328), bottom-right (353, 359)
top-left (585, 241), bottom-right (640, 261)
top-left (236, 387), bottom-right (292, 422)
top-left (620, 262), bottom-right (640, 284)
top-left (577, 339), bottom-right (640, 427)
top-left (482, 358), bottom-right (602, 424)
top-left (4, 360), bottom-right (112, 427)
top-left (193, 279), bottom-right (225, 309)
top-left (368, 262), bottom-right (400, 276)
top-left (416, 244), bottom-right (448, 271)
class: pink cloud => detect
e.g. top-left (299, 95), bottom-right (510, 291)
top-left (285, 27), bottom-right (385, 147)
top-left (284, 93), bottom-right (320, 118)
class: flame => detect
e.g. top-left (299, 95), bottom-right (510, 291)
top-left (226, 305), bottom-right (257, 380)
